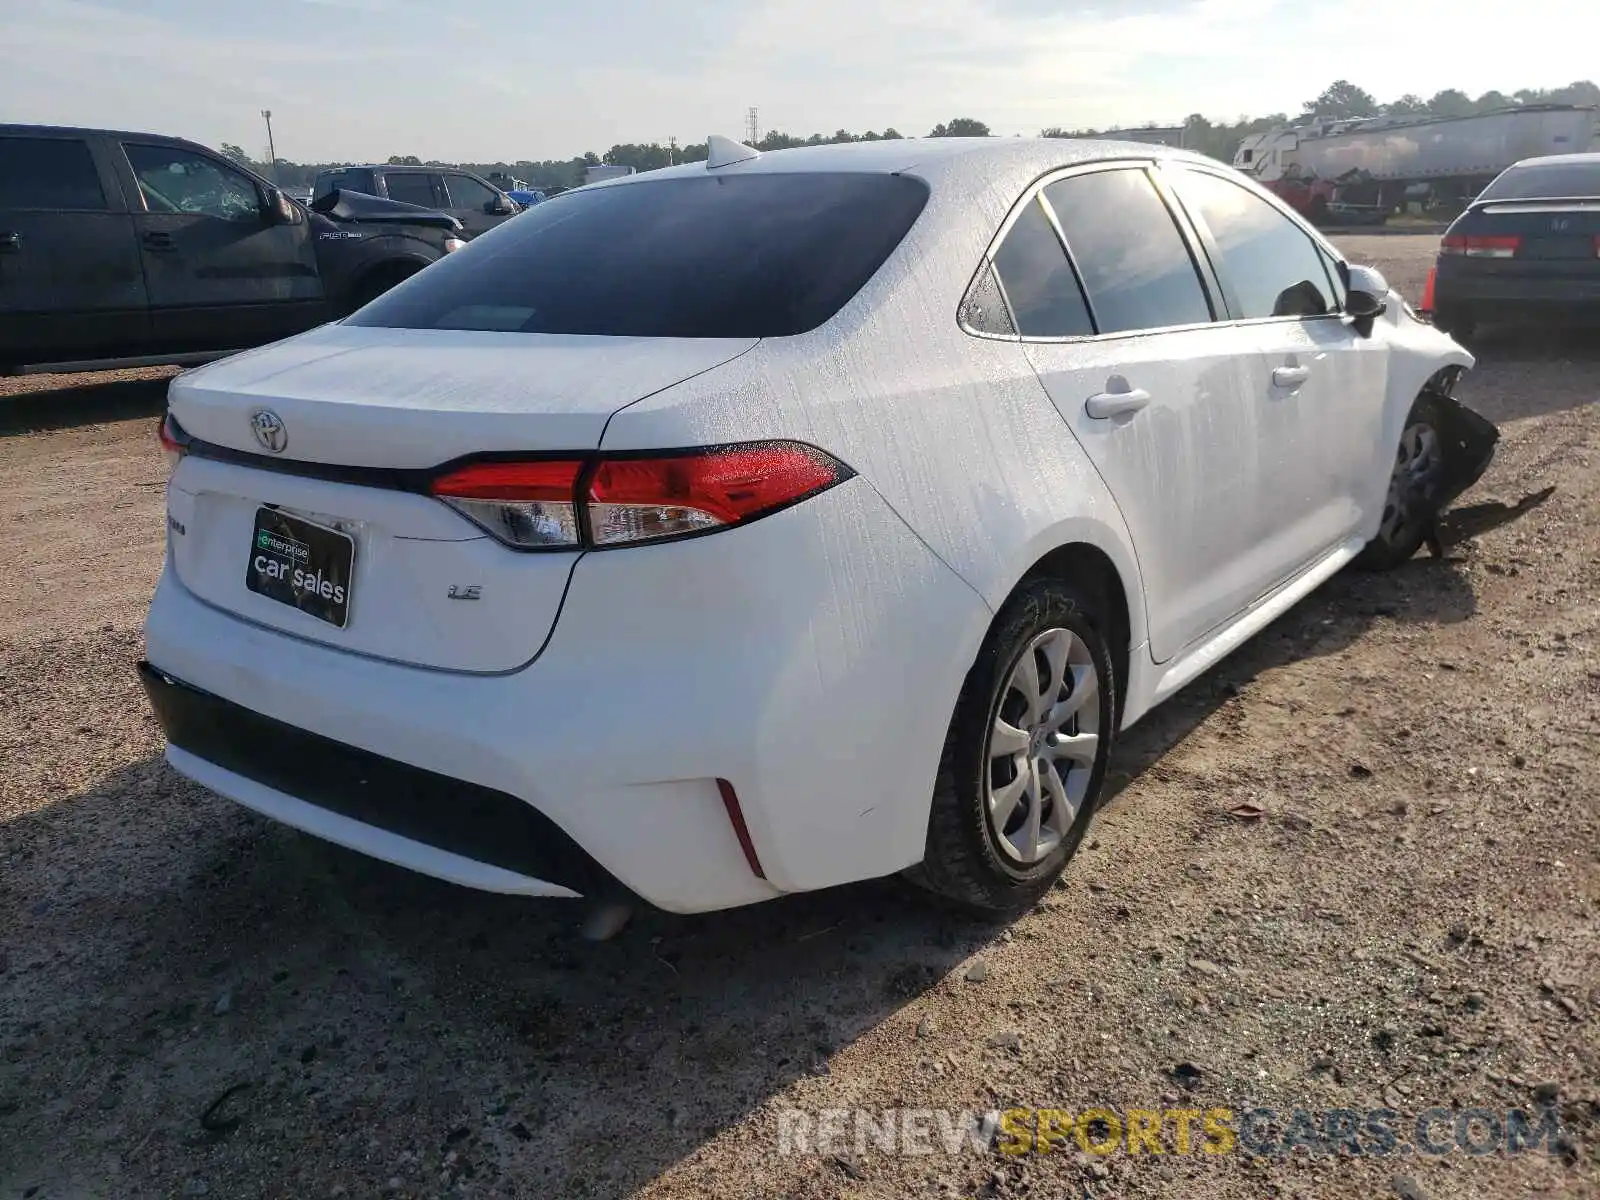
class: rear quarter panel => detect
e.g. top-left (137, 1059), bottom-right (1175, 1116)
top-left (601, 164), bottom-right (1151, 682)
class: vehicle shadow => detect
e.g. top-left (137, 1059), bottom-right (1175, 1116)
top-left (0, 371), bottom-right (174, 437)
top-left (0, 505), bottom-right (1554, 1198)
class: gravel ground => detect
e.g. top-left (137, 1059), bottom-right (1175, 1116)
top-left (1, 236), bottom-right (1596, 1200)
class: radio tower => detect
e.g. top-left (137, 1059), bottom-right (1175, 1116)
top-left (746, 107), bottom-right (760, 144)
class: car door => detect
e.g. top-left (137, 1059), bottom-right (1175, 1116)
top-left (438, 172), bottom-right (513, 237)
top-left (119, 141), bottom-right (324, 350)
top-left (0, 131), bottom-right (148, 363)
top-left (992, 163), bottom-right (1268, 663)
top-left (1163, 164), bottom-right (1386, 580)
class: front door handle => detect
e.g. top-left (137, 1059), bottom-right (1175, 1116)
top-left (1272, 365), bottom-right (1310, 388)
top-left (1085, 387), bottom-right (1151, 419)
top-left (141, 231), bottom-right (177, 253)
top-left (0, 231), bottom-right (19, 254)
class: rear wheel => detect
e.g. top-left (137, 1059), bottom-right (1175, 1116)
top-left (1355, 393), bottom-right (1448, 570)
top-left (907, 579), bottom-right (1116, 914)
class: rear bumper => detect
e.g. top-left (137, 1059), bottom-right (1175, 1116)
top-left (139, 661), bottom-right (602, 898)
top-left (143, 477), bottom-right (992, 913)
top-left (1433, 266), bottom-right (1600, 318)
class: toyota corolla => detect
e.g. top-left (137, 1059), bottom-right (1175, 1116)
top-left (141, 135), bottom-right (1490, 918)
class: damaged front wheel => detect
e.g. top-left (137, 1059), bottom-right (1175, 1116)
top-left (1355, 389), bottom-right (1500, 570)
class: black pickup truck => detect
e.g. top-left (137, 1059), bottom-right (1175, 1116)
top-left (1, 124), bottom-right (471, 376)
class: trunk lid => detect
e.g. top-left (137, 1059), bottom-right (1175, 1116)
top-left (1463, 199), bottom-right (1600, 275)
top-left (165, 324), bottom-right (758, 673)
top-left (168, 323), bottom-right (760, 467)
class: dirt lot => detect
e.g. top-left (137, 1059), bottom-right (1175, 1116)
top-left (2, 235), bottom-right (1597, 1200)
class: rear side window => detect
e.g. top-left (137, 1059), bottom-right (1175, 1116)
top-left (990, 197), bottom-right (1093, 337)
top-left (1172, 169), bottom-right (1335, 319)
top-left (1479, 161), bottom-right (1600, 201)
top-left (313, 169), bottom-right (376, 201)
top-left (349, 172), bottom-right (931, 338)
top-left (1043, 169), bottom-right (1212, 335)
top-left (0, 137), bottom-right (107, 210)
top-left (959, 261), bottom-right (1016, 336)
top-left (383, 172), bottom-right (439, 207)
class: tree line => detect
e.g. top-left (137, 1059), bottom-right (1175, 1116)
top-left (1046, 79), bottom-right (1600, 166)
top-left (222, 80), bottom-right (1596, 192)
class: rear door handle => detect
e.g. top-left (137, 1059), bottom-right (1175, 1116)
top-left (0, 231), bottom-right (19, 254)
top-left (1085, 388), bottom-right (1152, 419)
top-left (1272, 366), bottom-right (1310, 388)
top-left (141, 231), bottom-right (176, 252)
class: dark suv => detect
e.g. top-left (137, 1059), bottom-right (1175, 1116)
top-left (311, 165), bottom-right (520, 237)
top-left (1, 125), bottom-right (466, 376)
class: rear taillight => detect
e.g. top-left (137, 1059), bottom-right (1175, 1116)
top-left (157, 411), bottom-right (187, 473)
top-left (430, 459), bottom-right (584, 548)
top-left (588, 443), bottom-right (845, 546)
top-left (426, 441), bottom-right (853, 550)
top-left (1440, 234), bottom-right (1521, 258)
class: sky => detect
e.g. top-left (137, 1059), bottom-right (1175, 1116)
top-left (2, 0), bottom-right (1594, 164)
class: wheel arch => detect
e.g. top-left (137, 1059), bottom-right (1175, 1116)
top-left (987, 530), bottom-right (1145, 732)
top-left (1019, 542), bottom-right (1131, 727)
top-left (343, 252), bottom-right (433, 312)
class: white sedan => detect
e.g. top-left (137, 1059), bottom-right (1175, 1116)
top-left (142, 134), bottom-right (1486, 918)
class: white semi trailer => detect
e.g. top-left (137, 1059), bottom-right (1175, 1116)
top-left (1233, 104), bottom-right (1598, 223)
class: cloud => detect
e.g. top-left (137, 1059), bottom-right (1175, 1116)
top-left (2, 0), bottom-right (1594, 162)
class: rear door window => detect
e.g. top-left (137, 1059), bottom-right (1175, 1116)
top-left (989, 197), bottom-right (1093, 337)
top-left (348, 172), bottom-right (930, 338)
top-left (382, 172), bottom-right (438, 208)
top-left (1170, 168), bottom-right (1336, 319)
top-left (313, 168), bottom-right (376, 201)
top-left (0, 137), bottom-right (108, 210)
top-left (1042, 169), bottom-right (1213, 335)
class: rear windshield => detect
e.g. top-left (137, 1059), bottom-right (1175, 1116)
top-left (313, 168), bottom-right (376, 201)
top-left (1479, 161), bottom-right (1600, 202)
top-left (346, 172), bottom-right (931, 338)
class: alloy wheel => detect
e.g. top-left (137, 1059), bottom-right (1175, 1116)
top-left (985, 627), bottom-right (1101, 865)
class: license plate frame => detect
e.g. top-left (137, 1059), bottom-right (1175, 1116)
top-left (245, 506), bottom-right (356, 629)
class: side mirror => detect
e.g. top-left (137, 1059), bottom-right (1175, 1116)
top-left (487, 195), bottom-right (515, 215)
top-left (262, 187), bottom-right (299, 226)
top-left (1342, 262), bottom-right (1390, 320)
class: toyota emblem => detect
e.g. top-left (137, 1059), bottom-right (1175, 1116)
top-left (249, 408), bottom-right (288, 454)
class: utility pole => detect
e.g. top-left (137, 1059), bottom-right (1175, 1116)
top-left (746, 107), bottom-right (759, 145)
top-left (667, 136), bottom-right (677, 166)
top-left (260, 109), bottom-right (278, 184)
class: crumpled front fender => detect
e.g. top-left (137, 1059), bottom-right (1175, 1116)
top-left (1425, 383), bottom-right (1501, 517)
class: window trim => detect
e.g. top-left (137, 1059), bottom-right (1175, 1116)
top-left (0, 134), bottom-right (114, 214)
top-left (961, 158), bottom-right (1228, 346)
top-left (1159, 161), bottom-right (1352, 326)
top-left (121, 141), bottom-right (266, 219)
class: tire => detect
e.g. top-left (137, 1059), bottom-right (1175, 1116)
top-left (346, 262), bottom-right (420, 314)
top-left (1354, 392), bottom-right (1448, 571)
top-left (906, 578), bottom-right (1117, 914)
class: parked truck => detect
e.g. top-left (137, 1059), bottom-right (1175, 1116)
top-left (1233, 104), bottom-right (1598, 225)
